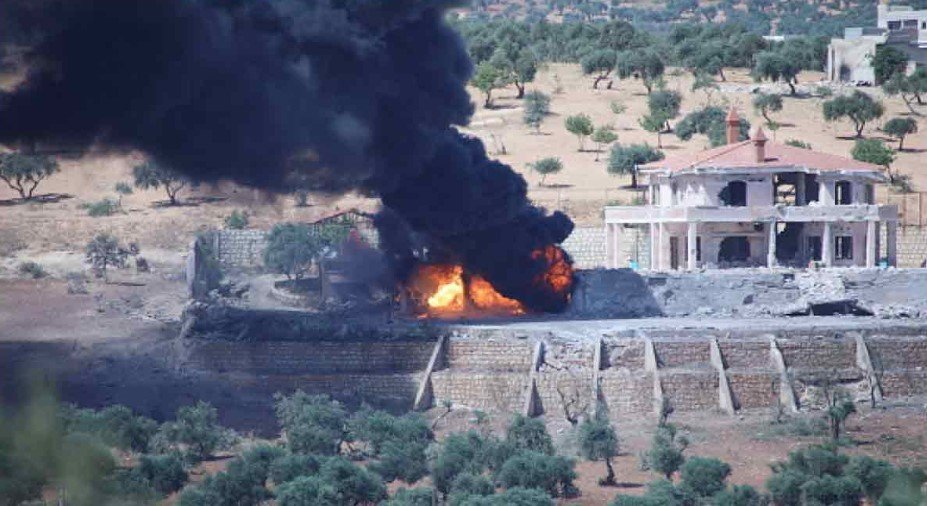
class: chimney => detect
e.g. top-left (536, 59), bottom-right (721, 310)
top-left (725, 108), bottom-right (741, 145)
top-left (752, 126), bottom-right (768, 163)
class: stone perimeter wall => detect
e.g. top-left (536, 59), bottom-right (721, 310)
top-left (177, 325), bottom-right (927, 427)
top-left (210, 225), bottom-right (927, 270)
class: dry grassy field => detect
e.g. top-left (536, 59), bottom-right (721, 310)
top-left (1, 64), bottom-right (924, 277)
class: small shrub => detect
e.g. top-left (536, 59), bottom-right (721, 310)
top-left (785, 139), bottom-right (812, 150)
top-left (317, 456), bottom-right (388, 505)
top-left (458, 487), bottom-right (554, 506)
top-left (178, 457), bottom-right (269, 506)
top-left (370, 439), bottom-right (429, 483)
top-left (85, 233), bottom-right (130, 279)
top-left (505, 415), bottom-right (554, 455)
top-left (18, 261), bottom-right (47, 279)
top-left (155, 401), bottom-right (236, 462)
top-left (647, 425), bottom-right (687, 479)
top-left (679, 457), bottom-right (731, 497)
top-left (82, 198), bottom-right (120, 217)
top-left (137, 454), bottom-right (187, 495)
top-left (800, 475), bottom-right (863, 506)
top-left (224, 210), bottom-right (249, 230)
top-left (712, 484), bottom-right (766, 506)
top-left (274, 391), bottom-right (347, 455)
top-left (383, 487), bottom-right (435, 506)
top-left (846, 455), bottom-right (894, 502)
top-left (275, 476), bottom-right (340, 506)
top-left (349, 408), bottom-right (432, 456)
top-left (269, 454), bottom-right (324, 485)
top-left (114, 181), bottom-right (133, 196)
top-left (495, 451), bottom-right (577, 498)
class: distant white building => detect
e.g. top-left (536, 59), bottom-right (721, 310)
top-left (603, 110), bottom-right (899, 271)
top-left (827, 0), bottom-right (927, 83)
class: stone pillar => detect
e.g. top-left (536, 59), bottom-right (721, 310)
top-left (605, 224), bottom-right (613, 269)
top-left (612, 224), bottom-right (620, 268)
top-left (823, 221), bottom-right (834, 267)
top-left (767, 220), bottom-right (777, 268)
top-left (687, 222), bottom-right (698, 271)
top-left (887, 221), bottom-right (898, 267)
top-left (658, 223), bottom-right (668, 271)
top-left (866, 220), bottom-right (877, 268)
top-left (650, 223), bottom-right (659, 270)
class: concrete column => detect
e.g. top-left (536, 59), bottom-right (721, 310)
top-left (767, 221), bottom-right (777, 268)
top-left (822, 221), bottom-right (834, 267)
top-left (866, 220), bottom-right (877, 268)
top-left (605, 224), bottom-right (613, 269)
top-left (658, 223), bottom-right (668, 271)
top-left (649, 223), bottom-right (658, 270)
top-left (887, 221), bottom-right (898, 266)
top-left (612, 224), bottom-right (621, 268)
top-left (687, 222), bottom-right (698, 270)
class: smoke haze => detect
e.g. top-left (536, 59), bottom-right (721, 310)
top-left (0, 0), bottom-right (574, 311)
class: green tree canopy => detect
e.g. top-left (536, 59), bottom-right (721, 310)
top-left (564, 113), bottom-right (595, 151)
top-left (471, 61), bottom-right (507, 108)
top-left (522, 91), bottom-right (551, 133)
top-left (851, 138), bottom-right (894, 169)
top-left (592, 127), bottom-right (618, 160)
top-left (753, 49), bottom-right (801, 95)
top-left (752, 92), bottom-right (783, 125)
top-left (0, 152), bottom-right (60, 200)
top-left (616, 48), bottom-right (665, 94)
top-left (872, 45), bottom-right (909, 85)
top-left (581, 49), bottom-right (617, 89)
top-left (608, 143), bottom-right (664, 188)
top-left (133, 160), bottom-right (189, 205)
top-left (823, 91), bottom-right (884, 138)
top-left (263, 223), bottom-right (349, 281)
top-left (883, 117), bottom-right (918, 151)
top-left (530, 157), bottom-right (564, 187)
top-left (579, 414), bottom-right (619, 486)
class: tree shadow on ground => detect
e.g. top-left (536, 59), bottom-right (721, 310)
top-left (0, 193), bottom-right (73, 207)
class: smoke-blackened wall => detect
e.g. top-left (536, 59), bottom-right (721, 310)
top-left (0, 0), bottom-right (573, 311)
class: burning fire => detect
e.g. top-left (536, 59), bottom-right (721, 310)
top-left (406, 245), bottom-right (574, 317)
top-left (409, 264), bottom-right (525, 316)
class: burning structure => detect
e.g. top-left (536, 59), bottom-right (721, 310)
top-left (0, 0), bottom-right (574, 313)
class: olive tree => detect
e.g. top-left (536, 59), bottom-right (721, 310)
top-left (263, 222), bottom-right (349, 281)
top-left (530, 157), bottom-right (563, 187)
top-left (0, 152), bottom-right (60, 200)
top-left (132, 160), bottom-right (189, 205)
top-left (591, 127), bottom-right (618, 160)
top-left (616, 48), bottom-right (665, 94)
top-left (753, 49), bottom-right (801, 95)
top-left (85, 233), bottom-right (130, 280)
top-left (564, 113), bottom-right (594, 151)
top-left (752, 93), bottom-right (783, 126)
top-left (522, 91), bottom-right (551, 134)
top-left (823, 91), bottom-right (884, 138)
top-left (581, 49), bottom-right (617, 90)
top-left (883, 117), bottom-right (918, 151)
top-left (579, 414), bottom-right (619, 486)
top-left (608, 143), bottom-right (664, 189)
top-left (471, 61), bottom-right (507, 108)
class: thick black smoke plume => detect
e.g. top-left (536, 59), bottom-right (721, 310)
top-left (0, 0), bottom-right (574, 312)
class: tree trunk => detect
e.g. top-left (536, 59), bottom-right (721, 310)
top-left (483, 91), bottom-right (492, 108)
top-left (719, 68), bottom-right (726, 82)
top-left (788, 80), bottom-right (796, 96)
top-left (899, 135), bottom-right (906, 151)
top-left (631, 169), bottom-right (638, 189)
top-left (593, 75), bottom-right (607, 89)
top-left (656, 131), bottom-right (663, 148)
top-left (515, 82), bottom-right (525, 99)
top-left (595, 145), bottom-right (601, 161)
top-left (762, 110), bottom-right (771, 124)
top-left (855, 122), bottom-right (865, 138)
top-left (604, 458), bottom-right (617, 486)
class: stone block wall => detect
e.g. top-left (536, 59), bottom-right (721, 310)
top-left (660, 371), bottom-right (719, 411)
top-left (430, 371), bottom-right (529, 413)
top-left (562, 227), bottom-right (606, 269)
top-left (444, 339), bottom-right (533, 372)
top-left (600, 370), bottom-right (654, 415)
top-left (604, 340), bottom-right (646, 369)
top-left (777, 339), bottom-right (857, 370)
top-left (183, 341), bottom-right (434, 375)
top-left (727, 372), bottom-right (780, 409)
top-left (718, 341), bottom-right (773, 369)
top-left (227, 373), bottom-right (422, 410)
top-left (867, 338), bottom-right (927, 369)
top-left (536, 370), bottom-right (594, 419)
top-left (215, 230), bottom-right (268, 268)
top-left (878, 371), bottom-right (927, 397)
top-left (654, 341), bottom-right (711, 369)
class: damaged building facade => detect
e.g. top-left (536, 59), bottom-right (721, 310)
top-left (827, 0), bottom-right (927, 83)
top-left (604, 110), bottom-right (899, 270)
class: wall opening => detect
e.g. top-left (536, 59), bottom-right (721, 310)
top-left (776, 223), bottom-right (804, 265)
top-left (719, 181), bottom-right (747, 207)
top-left (835, 180), bottom-right (852, 205)
top-left (718, 236), bottom-right (750, 263)
top-left (835, 235), bottom-right (854, 260)
top-left (808, 236), bottom-right (822, 261)
top-left (805, 175), bottom-right (820, 203)
top-left (774, 173), bottom-right (799, 205)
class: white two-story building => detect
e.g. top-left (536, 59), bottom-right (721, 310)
top-left (604, 110), bottom-right (899, 271)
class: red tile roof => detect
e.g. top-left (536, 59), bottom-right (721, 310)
top-left (640, 140), bottom-right (886, 175)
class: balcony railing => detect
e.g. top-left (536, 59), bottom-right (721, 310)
top-left (604, 204), bottom-right (898, 224)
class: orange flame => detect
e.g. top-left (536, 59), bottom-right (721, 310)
top-left (532, 245), bottom-right (573, 297)
top-left (409, 264), bottom-right (524, 316)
